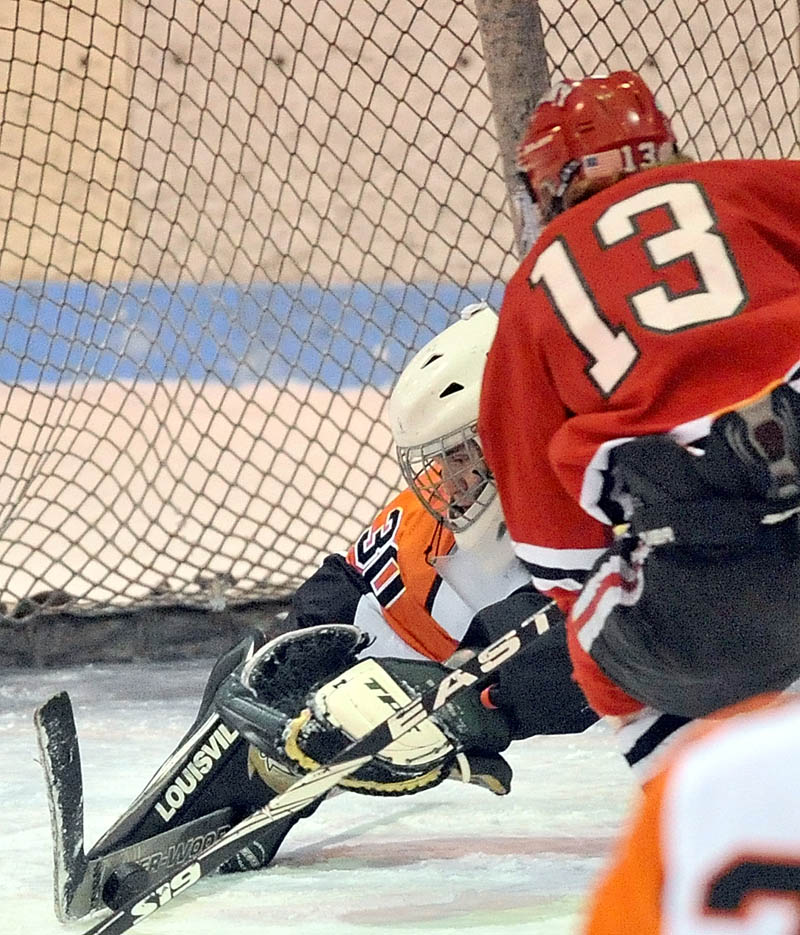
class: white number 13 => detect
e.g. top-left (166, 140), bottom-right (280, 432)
top-left (530, 181), bottom-right (746, 395)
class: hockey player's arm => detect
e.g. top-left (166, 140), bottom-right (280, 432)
top-left (289, 491), bottom-right (414, 638)
top-left (292, 563), bottom-right (599, 740)
top-left (289, 548), bottom-right (434, 660)
top-left (288, 553), bottom-right (370, 630)
top-left (478, 270), bottom-right (611, 610)
top-left (465, 590), bottom-right (693, 770)
top-left (464, 588), bottom-right (692, 771)
top-left (291, 495), bottom-right (459, 663)
top-left (460, 586), bottom-right (598, 739)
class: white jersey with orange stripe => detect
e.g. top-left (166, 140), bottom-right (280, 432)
top-left (586, 693), bottom-right (800, 934)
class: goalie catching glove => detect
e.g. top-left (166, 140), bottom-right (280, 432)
top-left (214, 624), bottom-right (513, 797)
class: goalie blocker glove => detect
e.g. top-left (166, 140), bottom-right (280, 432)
top-left (214, 624), bottom-right (514, 797)
top-left (462, 586), bottom-right (598, 739)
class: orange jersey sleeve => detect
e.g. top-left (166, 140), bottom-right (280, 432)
top-left (584, 768), bottom-right (668, 935)
top-left (346, 487), bottom-right (459, 662)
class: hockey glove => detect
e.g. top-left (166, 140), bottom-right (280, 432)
top-left (463, 590), bottom-right (598, 739)
top-left (214, 624), bottom-right (513, 797)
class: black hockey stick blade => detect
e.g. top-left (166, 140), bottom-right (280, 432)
top-left (35, 691), bottom-right (90, 922)
top-left (79, 605), bottom-right (557, 935)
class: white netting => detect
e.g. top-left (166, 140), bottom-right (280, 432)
top-left (0, 0), bottom-right (796, 621)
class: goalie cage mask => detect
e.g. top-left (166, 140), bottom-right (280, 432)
top-left (390, 302), bottom-right (505, 550)
top-left (398, 423), bottom-right (498, 538)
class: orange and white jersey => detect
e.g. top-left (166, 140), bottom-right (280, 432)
top-left (585, 694), bottom-right (800, 934)
top-left (346, 486), bottom-right (531, 662)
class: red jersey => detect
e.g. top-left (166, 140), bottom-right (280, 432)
top-left (480, 159), bottom-right (800, 606)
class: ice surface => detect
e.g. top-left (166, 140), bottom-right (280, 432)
top-left (0, 660), bottom-right (636, 935)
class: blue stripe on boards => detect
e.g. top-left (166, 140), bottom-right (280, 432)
top-left (0, 282), bottom-right (504, 389)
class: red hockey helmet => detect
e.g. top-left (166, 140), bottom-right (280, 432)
top-left (517, 70), bottom-right (677, 222)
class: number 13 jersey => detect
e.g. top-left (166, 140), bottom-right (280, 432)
top-left (479, 159), bottom-right (800, 606)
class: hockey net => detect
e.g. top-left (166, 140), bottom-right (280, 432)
top-left (1, 0), bottom-right (797, 662)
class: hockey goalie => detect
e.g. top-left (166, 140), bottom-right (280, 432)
top-left (35, 302), bottom-right (596, 922)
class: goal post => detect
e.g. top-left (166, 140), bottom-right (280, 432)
top-left (473, 0), bottom-right (550, 255)
top-left (0, 0), bottom-right (797, 665)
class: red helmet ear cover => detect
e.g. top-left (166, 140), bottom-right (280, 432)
top-left (517, 109), bottom-right (574, 207)
top-left (517, 71), bottom-right (676, 211)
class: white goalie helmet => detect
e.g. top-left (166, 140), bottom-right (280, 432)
top-left (389, 301), bottom-right (505, 552)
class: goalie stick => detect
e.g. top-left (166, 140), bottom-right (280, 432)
top-left (78, 603), bottom-right (557, 935)
top-left (34, 692), bottom-right (241, 920)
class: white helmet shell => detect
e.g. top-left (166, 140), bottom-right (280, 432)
top-left (389, 302), bottom-right (506, 552)
top-left (389, 302), bottom-right (498, 447)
